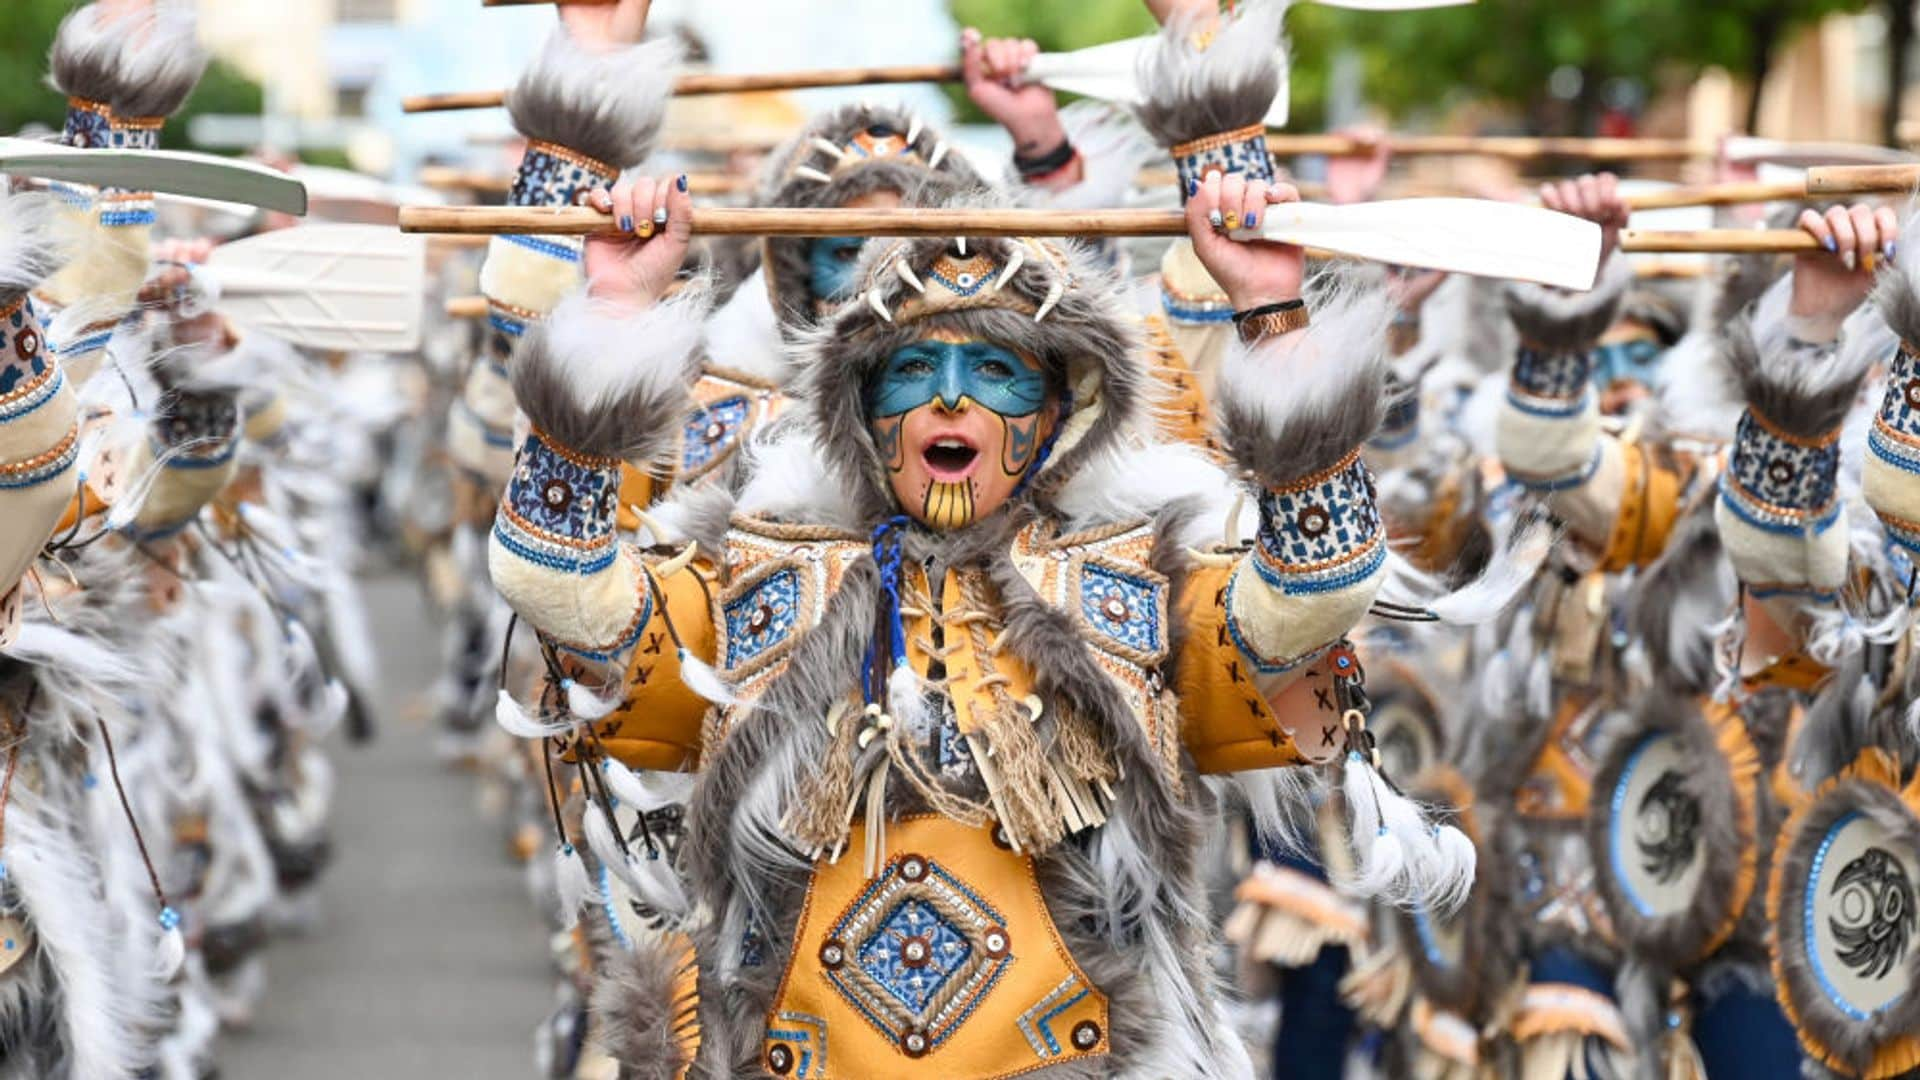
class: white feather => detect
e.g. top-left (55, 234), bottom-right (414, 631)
top-left (564, 677), bottom-right (619, 721)
top-left (494, 689), bottom-right (571, 739)
top-left (678, 647), bottom-right (737, 706)
top-left (602, 758), bottom-right (695, 813)
top-left (552, 843), bottom-right (597, 930)
top-left (887, 662), bottom-right (931, 738)
top-left (155, 924), bottom-right (185, 980)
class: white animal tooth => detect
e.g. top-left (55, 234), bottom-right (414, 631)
top-left (895, 260), bottom-right (925, 293)
top-left (928, 141), bottom-right (949, 169)
top-left (1035, 279), bottom-right (1064, 322)
top-left (795, 166), bottom-right (834, 184)
top-left (868, 288), bottom-right (893, 323)
top-left (954, 237), bottom-right (967, 256)
top-left (811, 137), bottom-right (850, 161)
top-left (993, 246), bottom-right (1025, 291)
top-left (905, 115), bottom-right (924, 145)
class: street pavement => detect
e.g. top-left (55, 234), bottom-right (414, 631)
top-left (218, 573), bottom-right (552, 1079)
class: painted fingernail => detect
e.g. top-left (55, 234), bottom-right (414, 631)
top-left (1891, 241), bottom-right (1899, 259)
top-left (1187, 177), bottom-right (1198, 197)
top-left (1223, 212), bottom-right (1240, 230)
top-left (1887, 239), bottom-right (1898, 258)
top-left (619, 215), bottom-right (632, 233)
top-left (1844, 250), bottom-right (1857, 270)
top-left (1824, 236), bottom-right (1837, 252)
top-left (653, 207), bottom-right (668, 224)
top-left (1244, 212), bottom-right (1257, 228)
top-left (638, 220), bottom-right (655, 239)
top-left (676, 174), bottom-right (689, 192)
top-left (1208, 210), bottom-right (1224, 230)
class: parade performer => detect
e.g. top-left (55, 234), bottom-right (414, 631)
top-left (483, 124), bottom-right (1483, 1075)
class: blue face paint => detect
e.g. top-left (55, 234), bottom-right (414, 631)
top-left (806, 236), bottom-right (867, 303)
top-left (868, 339), bottom-right (1049, 419)
top-left (1592, 338), bottom-right (1665, 391)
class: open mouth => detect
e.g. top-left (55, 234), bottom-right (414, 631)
top-left (921, 436), bottom-right (979, 480)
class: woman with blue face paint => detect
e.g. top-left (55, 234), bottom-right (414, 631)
top-left (484, 154), bottom-right (1481, 1077)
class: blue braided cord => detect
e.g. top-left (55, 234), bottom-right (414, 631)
top-left (862, 515), bottom-right (911, 704)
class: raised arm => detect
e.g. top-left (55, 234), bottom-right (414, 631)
top-left (487, 177), bottom-right (718, 770)
top-left (1175, 173), bottom-right (1389, 771)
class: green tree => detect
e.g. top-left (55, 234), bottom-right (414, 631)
top-left (0, 0), bottom-right (263, 154)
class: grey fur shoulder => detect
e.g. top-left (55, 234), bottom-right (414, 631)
top-left (1504, 252), bottom-right (1632, 353)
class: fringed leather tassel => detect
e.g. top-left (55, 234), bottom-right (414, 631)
top-left (785, 699), bottom-right (863, 856)
top-left (965, 694), bottom-right (1066, 854)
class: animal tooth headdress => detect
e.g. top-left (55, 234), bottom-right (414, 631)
top-left (757, 103), bottom-right (987, 334)
top-left (792, 229), bottom-right (1146, 516)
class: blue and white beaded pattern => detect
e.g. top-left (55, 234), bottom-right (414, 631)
top-left (493, 430), bottom-right (621, 576)
top-left (1719, 411), bottom-right (1841, 536)
top-left (1171, 127), bottom-right (1275, 201)
top-left (509, 142), bottom-right (618, 210)
top-left (1870, 344), bottom-right (1920, 482)
top-left (723, 567), bottom-right (800, 670)
top-left (0, 299), bottom-right (54, 411)
top-left (1510, 346), bottom-right (1594, 408)
top-left (1250, 450), bottom-right (1386, 597)
top-left (1077, 562), bottom-right (1166, 657)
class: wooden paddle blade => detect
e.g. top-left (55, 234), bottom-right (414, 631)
top-left (1246, 199), bottom-right (1600, 291)
top-left (203, 225), bottom-right (426, 354)
top-left (0, 137), bottom-right (308, 215)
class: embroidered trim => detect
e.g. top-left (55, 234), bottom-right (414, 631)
top-left (1721, 409), bottom-right (1840, 527)
top-left (1171, 124), bottom-right (1274, 200)
top-left (0, 426), bottom-right (79, 489)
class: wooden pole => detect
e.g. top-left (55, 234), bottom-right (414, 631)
top-left (398, 205), bottom-right (1194, 238)
top-left (1618, 229), bottom-right (1820, 254)
top-left (399, 205), bottom-right (1834, 254)
top-left (417, 166), bottom-right (752, 196)
top-left (445, 296), bottom-right (490, 318)
top-left (1262, 134), bottom-right (1712, 161)
top-left (405, 63), bottom-right (963, 114)
top-left (1621, 180), bottom-right (1809, 210)
top-left (1805, 163), bottom-right (1920, 196)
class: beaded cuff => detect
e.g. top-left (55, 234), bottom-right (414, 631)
top-left (1719, 410), bottom-right (1841, 536)
top-left (108, 116), bottom-right (163, 151)
top-left (1868, 342), bottom-right (1920, 553)
top-left (1248, 449), bottom-right (1386, 596)
top-left (492, 429), bottom-right (622, 577)
top-left (62, 98), bottom-right (111, 149)
top-left (510, 139), bottom-right (618, 209)
top-left (1509, 345), bottom-right (1593, 410)
top-left (1170, 124), bottom-right (1274, 203)
top-left (1160, 280), bottom-right (1234, 326)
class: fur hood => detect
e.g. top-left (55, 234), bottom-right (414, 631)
top-left (756, 103), bottom-right (988, 338)
top-left (789, 232), bottom-right (1150, 520)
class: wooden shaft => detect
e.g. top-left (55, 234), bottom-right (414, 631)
top-left (417, 167), bottom-right (751, 196)
top-left (406, 63), bottom-right (963, 114)
top-left (1805, 164), bottom-right (1920, 196)
top-left (1619, 229), bottom-right (1820, 253)
top-left (1622, 180), bottom-right (1809, 210)
top-left (1265, 134), bottom-right (1710, 161)
top-left (445, 296), bottom-right (490, 318)
top-left (399, 205), bottom-right (1831, 253)
top-left (398, 205), bottom-right (1193, 237)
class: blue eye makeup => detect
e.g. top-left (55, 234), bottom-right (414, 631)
top-left (868, 340), bottom-right (1049, 419)
top-left (806, 236), bottom-right (868, 302)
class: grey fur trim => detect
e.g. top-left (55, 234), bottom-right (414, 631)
top-left (1132, 0), bottom-right (1288, 149)
top-left (1771, 774), bottom-right (1920, 1075)
top-left (1613, 956), bottom-right (1669, 1080)
top-left (508, 286), bottom-right (709, 463)
top-left (1620, 283), bottom-right (1688, 347)
top-left (108, 4), bottom-right (206, 119)
top-left (756, 103), bottom-right (986, 338)
top-left (589, 933), bottom-right (696, 1080)
top-left (47, 4), bottom-right (126, 104)
top-left (1504, 252), bottom-right (1633, 353)
top-left (1721, 313), bottom-right (1873, 441)
top-left (1707, 250), bottom-right (1791, 329)
top-left (1213, 267), bottom-right (1390, 487)
top-left (0, 194), bottom-right (60, 307)
top-left (507, 28), bottom-right (679, 171)
top-left (1626, 503), bottom-right (1736, 695)
top-left (1584, 696), bottom-right (1752, 969)
top-left (793, 234), bottom-right (1144, 512)
top-left (1790, 652), bottom-right (1879, 792)
top-left (1397, 788), bottom-right (1519, 1022)
top-left (1873, 262), bottom-right (1920, 353)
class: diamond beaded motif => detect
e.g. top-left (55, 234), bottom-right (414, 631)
top-left (1254, 453), bottom-right (1384, 593)
top-left (1722, 411), bottom-right (1839, 532)
top-left (1510, 347), bottom-right (1594, 405)
top-left (821, 854), bottom-right (1011, 1055)
top-left (682, 396), bottom-right (751, 474)
top-left (724, 568), bottom-right (800, 669)
top-left (506, 434), bottom-right (619, 544)
top-left (0, 299), bottom-right (50, 405)
top-left (1078, 563), bottom-right (1164, 656)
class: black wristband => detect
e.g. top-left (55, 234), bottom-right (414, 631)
top-left (1013, 137), bottom-right (1077, 179)
top-left (1231, 298), bottom-right (1306, 324)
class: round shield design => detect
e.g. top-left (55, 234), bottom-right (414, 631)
top-left (1770, 751), bottom-right (1920, 1079)
top-left (1397, 766), bottom-right (1517, 1022)
top-left (1589, 699), bottom-right (1758, 967)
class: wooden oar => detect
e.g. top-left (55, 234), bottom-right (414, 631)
top-left (398, 200), bottom-right (1601, 290)
top-left (418, 166), bottom-right (753, 196)
top-left (1266, 134), bottom-right (1711, 161)
top-left (1806, 163), bottom-right (1920, 196)
top-left (1618, 230), bottom-right (1821, 254)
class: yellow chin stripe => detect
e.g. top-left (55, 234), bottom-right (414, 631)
top-left (924, 481), bottom-right (975, 530)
